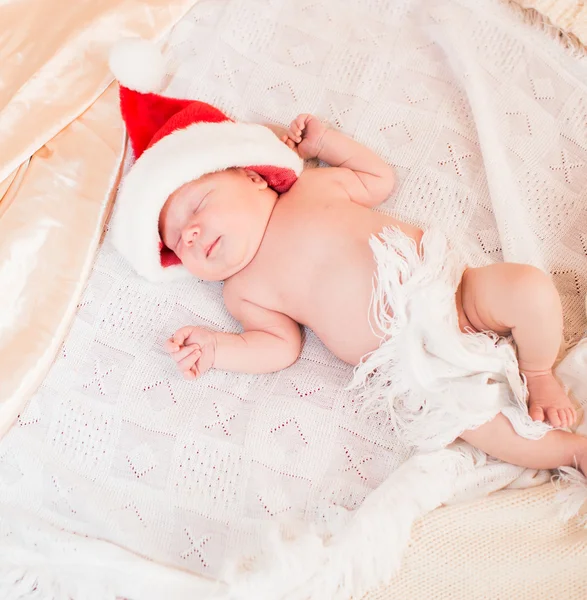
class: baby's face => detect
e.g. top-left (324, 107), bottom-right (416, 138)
top-left (159, 168), bottom-right (276, 281)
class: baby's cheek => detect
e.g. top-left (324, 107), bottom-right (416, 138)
top-left (183, 255), bottom-right (212, 280)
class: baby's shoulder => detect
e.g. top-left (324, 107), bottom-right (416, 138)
top-left (222, 274), bottom-right (275, 321)
top-left (221, 276), bottom-right (247, 318)
top-left (222, 269), bottom-right (264, 307)
top-left (286, 166), bottom-right (351, 200)
top-left (222, 273), bottom-right (246, 303)
top-left (295, 166), bottom-right (339, 184)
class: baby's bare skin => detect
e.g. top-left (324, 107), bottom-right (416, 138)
top-left (160, 114), bottom-right (586, 475)
top-left (225, 171), bottom-right (422, 365)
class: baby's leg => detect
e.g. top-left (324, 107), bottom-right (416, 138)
top-left (460, 413), bottom-right (587, 475)
top-left (459, 263), bottom-right (577, 428)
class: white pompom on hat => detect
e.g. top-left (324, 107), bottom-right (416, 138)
top-left (109, 37), bottom-right (167, 94)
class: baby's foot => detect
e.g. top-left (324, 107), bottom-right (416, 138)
top-left (525, 371), bottom-right (577, 428)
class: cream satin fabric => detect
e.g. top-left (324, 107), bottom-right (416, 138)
top-left (0, 0), bottom-right (198, 437)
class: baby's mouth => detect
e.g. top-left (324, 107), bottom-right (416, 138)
top-left (205, 237), bottom-right (220, 258)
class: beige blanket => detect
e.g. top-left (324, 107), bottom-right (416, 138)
top-left (511, 0), bottom-right (587, 47)
top-left (0, 0), bottom-right (586, 599)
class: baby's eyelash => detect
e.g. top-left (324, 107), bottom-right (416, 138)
top-left (194, 191), bottom-right (210, 212)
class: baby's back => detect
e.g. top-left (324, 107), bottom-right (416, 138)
top-left (227, 168), bottom-right (423, 365)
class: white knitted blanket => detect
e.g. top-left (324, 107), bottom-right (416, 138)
top-left (2, 0), bottom-right (587, 598)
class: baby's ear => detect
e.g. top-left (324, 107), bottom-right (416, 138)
top-left (243, 169), bottom-right (268, 190)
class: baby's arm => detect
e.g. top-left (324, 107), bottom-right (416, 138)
top-left (166, 290), bottom-right (301, 378)
top-left (284, 114), bottom-right (395, 207)
top-left (167, 299), bottom-right (301, 377)
top-left (215, 290), bottom-right (302, 373)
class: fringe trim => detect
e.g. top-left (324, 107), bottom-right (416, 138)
top-left (224, 447), bottom-right (475, 600)
top-left (554, 466), bottom-right (587, 526)
top-left (0, 509), bottom-right (221, 600)
top-left (348, 227), bottom-right (550, 451)
top-left (503, 0), bottom-right (587, 57)
top-left (0, 568), bottom-right (117, 600)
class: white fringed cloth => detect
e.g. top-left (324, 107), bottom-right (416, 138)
top-left (350, 227), bottom-right (550, 450)
top-left (1, 0), bottom-right (587, 599)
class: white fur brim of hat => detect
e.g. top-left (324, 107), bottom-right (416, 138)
top-left (110, 121), bottom-right (303, 282)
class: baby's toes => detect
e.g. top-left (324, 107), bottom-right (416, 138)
top-left (545, 407), bottom-right (562, 427)
top-left (529, 404), bottom-right (545, 422)
top-left (567, 407), bottom-right (577, 426)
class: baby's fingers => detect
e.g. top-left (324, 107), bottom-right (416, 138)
top-left (185, 359), bottom-right (206, 380)
top-left (280, 134), bottom-right (297, 150)
top-left (190, 362), bottom-right (202, 379)
top-left (164, 338), bottom-right (180, 353)
top-left (172, 326), bottom-right (195, 347)
top-left (289, 114), bottom-right (308, 142)
top-left (177, 346), bottom-right (202, 372)
top-left (295, 113), bottom-right (310, 130)
top-left (285, 127), bottom-right (301, 144)
top-left (183, 364), bottom-right (199, 380)
top-left (171, 343), bottom-right (200, 364)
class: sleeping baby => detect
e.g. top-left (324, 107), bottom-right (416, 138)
top-left (109, 41), bottom-right (586, 478)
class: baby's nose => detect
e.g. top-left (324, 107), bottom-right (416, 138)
top-left (181, 223), bottom-right (201, 247)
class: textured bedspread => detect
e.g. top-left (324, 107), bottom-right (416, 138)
top-left (1, 0), bottom-right (587, 598)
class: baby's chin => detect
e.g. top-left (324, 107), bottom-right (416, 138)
top-left (182, 243), bottom-right (254, 281)
top-left (183, 261), bottom-right (241, 282)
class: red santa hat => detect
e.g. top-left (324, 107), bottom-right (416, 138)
top-left (108, 38), bottom-right (303, 282)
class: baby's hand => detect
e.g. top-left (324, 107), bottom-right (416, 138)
top-left (164, 326), bottom-right (217, 380)
top-left (281, 114), bottom-right (328, 160)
